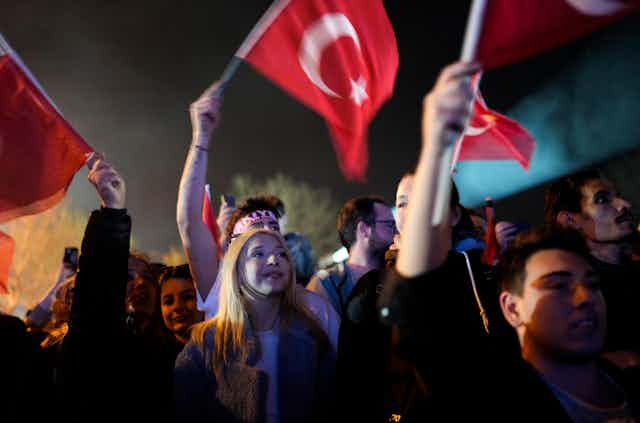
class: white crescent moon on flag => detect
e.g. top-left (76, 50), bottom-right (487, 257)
top-left (299, 13), bottom-right (362, 98)
top-left (564, 0), bottom-right (627, 15)
top-left (465, 124), bottom-right (491, 136)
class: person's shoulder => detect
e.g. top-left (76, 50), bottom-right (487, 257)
top-left (295, 285), bottom-right (340, 323)
top-left (297, 284), bottom-right (330, 307)
top-left (0, 313), bottom-right (27, 333)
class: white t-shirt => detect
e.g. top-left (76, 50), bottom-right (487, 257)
top-left (197, 276), bottom-right (341, 354)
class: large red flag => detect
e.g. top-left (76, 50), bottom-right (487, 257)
top-left (0, 231), bottom-right (14, 294)
top-left (454, 74), bottom-right (536, 169)
top-left (0, 42), bottom-right (92, 223)
top-left (236, 0), bottom-right (398, 181)
top-left (477, 0), bottom-right (639, 69)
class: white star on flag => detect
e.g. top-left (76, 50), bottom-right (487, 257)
top-left (349, 75), bottom-right (368, 106)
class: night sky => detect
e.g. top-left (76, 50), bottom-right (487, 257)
top-left (2, 1), bottom-right (638, 255)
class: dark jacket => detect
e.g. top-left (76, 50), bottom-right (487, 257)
top-left (174, 310), bottom-right (336, 423)
top-left (0, 313), bottom-right (51, 420)
top-left (56, 208), bottom-right (174, 420)
top-left (376, 251), bottom-right (522, 420)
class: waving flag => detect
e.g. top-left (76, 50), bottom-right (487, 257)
top-left (0, 35), bottom-right (92, 295)
top-left (453, 74), bottom-right (536, 170)
top-left (0, 35), bottom-right (92, 223)
top-left (477, 0), bottom-right (640, 69)
top-left (235, 0), bottom-right (398, 181)
top-left (455, 13), bottom-right (640, 206)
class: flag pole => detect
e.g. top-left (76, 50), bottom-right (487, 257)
top-left (0, 33), bottom-right (62, 114)
top-left (431, 0), bottom-right (488, 226)
top-left (214, 0), bottom-right (290, 96)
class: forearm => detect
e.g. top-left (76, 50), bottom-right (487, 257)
top-left (176, 135), bottom-right (218, 299)
top-left (396, 138), bottom-right (451, 277)
top-left (28, 265), bottom-right (71, 326)
top-left (177, 141), bottom-right (208, 233)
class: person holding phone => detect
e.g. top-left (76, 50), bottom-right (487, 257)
top-left (25, 247), bottom-right (79, 338)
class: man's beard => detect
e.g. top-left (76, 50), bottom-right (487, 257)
top-left (369, 236), bottom-right (391, 266)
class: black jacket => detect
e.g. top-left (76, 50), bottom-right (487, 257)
top-left (56, 208), bottom-right (174, 420)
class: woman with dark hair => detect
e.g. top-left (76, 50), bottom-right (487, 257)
top-left (174, 229), bottom-right (335, 422)
top-left (158, 264), bottom-right (203, 357)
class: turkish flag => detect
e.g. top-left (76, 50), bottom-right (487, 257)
top-left (0, 51), bottom-right (92, 223)
top-left (477, 0), bottom-right (640, 69)
top-left (202, 184), bottom-right (221, 258)
top-left (0, 231), bottom-right (14, 294)
top-left (454, 74), bottom-right (535, 170)
top-left (236, 0), bottom-right (398, 181)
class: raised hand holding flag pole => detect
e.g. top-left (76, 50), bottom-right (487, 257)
top-left (430, 0), bottom-right (488, 226)
top-left (0, 34), bottom-right (93, 294)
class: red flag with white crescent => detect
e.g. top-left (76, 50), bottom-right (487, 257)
top-left (453, 74), bottom-right (536, 170)
top-left (236, 0), bottom-right (398, 181)
top-left (477, 0), bottom-right (640, 69)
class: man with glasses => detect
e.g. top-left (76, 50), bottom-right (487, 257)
top-left (308, 196), bottom-right (396, 316)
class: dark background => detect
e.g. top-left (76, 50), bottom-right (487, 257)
top-left (2, 1), bottom-right (637, 255)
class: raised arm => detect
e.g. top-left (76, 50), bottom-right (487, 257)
top-left (71, 153), bottom-right (130, 330)
top-left (177, 82), bottom-right (223, 300)
top-left (396, 61), bottom-right (479, 277)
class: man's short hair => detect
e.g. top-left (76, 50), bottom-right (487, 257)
top-left (337, 196), bottom-right (387, 249)
top-left (498, 227), bottom-right (591, 295)
top-left (543, 169), bottom-right (602, 225)
top-left (226, 196), bottom-right (282, 239)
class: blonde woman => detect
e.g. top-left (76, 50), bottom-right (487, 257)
top-left (174, 229), bottom-right (335, 422)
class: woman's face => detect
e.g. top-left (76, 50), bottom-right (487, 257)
top-left (238, 233), bottom-right (292, 298)
top-left (160, 278), bottom-right (203, 335)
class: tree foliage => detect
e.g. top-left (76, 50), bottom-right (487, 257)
top-left (0, 202), bottom-right (88, 316)
top-left (230, 173), bottom-right (340, 258)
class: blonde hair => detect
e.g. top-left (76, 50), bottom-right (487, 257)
top-left (192, 229), bottom-right (321, 373)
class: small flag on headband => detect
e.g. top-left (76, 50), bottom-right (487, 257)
top-left (235, 0), bottom-right (399, 181)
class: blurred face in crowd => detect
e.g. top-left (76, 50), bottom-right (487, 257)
top-left (126, 257), bottom-right (158, 317)
top-left (573, 178), bottom-right (634, 243)
top-left (501, 249), bottom-right (606, 362)
top-left (160, 277), bottom-right (203, 337)
top-left (239, 233), bottom-right (292, 298)
top-left (369, 202), bottom-right (396, 258)
top-left (395, 174), bottom-right (413, 236)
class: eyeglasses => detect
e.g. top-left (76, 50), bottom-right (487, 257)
top-left (373, 220), bottom-right (397, 231)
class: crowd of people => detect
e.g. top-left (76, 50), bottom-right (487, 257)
top-left (2, 59), bottom-right (640, 422)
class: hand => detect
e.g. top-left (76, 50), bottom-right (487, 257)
top-left (422, 61), bottom-right (481, 151)
top-left (216, 201), bottom-right (236, 236)
top-left (87, 152), bottom-right (126, 209)
top-left (190, 81), bottom-right (223, 146)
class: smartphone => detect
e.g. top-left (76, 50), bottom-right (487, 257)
top-left (221, 194), bottom-right (235, 207)
top-left (63, 247), bottom-right (79, 272)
